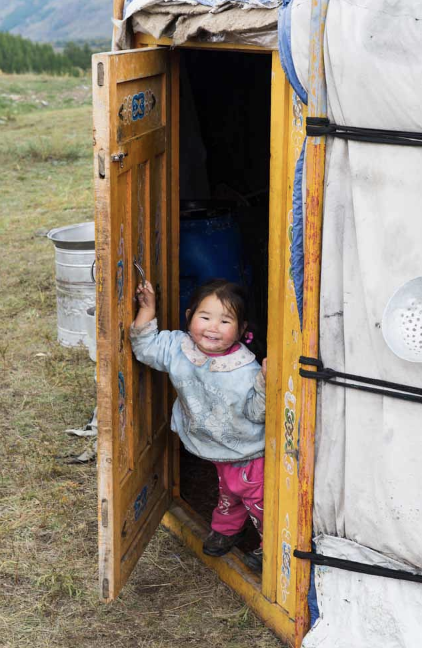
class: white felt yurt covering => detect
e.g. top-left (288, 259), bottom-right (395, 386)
top-left (114, 0), bottom-right (422, 644)
top-left (290, 1), bottom-right (422, 646)
top-left (303, 535), bottom-right (422, 648)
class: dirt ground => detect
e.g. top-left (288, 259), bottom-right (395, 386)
top-left (0, 73), bottom-right (285, 648)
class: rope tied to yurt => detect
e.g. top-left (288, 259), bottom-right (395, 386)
top-left (299, 356), bottom-right (422, 404)
top-left (294, 550), bottom-right (422, 584)
top-left (306, 117), bottom-right (422, 147)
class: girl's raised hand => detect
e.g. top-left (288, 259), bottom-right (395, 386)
top-left (136, 280), bottom-right (155, 311)
top-left (133, 280), bottom-right (156, 329)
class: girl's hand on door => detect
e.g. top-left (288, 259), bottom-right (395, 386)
top-left (134, 281), bottom-right (156, 328)
top-left (262, 358), bottom-right (267, 380)
top-left (136, 280), bottom-right (155, 310)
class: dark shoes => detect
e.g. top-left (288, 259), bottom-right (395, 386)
top-left (243, 547), bottom-right (263, 573)
top-left (203, 529), bottom-right (246, 557)
top-left (203, 530), bottom-right (263, 573)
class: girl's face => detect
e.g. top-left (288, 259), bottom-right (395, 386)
top-left (187, 294), bottom-right (245, 355)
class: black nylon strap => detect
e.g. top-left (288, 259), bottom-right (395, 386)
top-left (299, 356), bottom-right (422, 404)
top-left (294, 550), bottom-right (422, 584)
top-left (299, 371), bottom-right (422, 403)
top-left (306, 117), bottom-right (422, 147)
top-left (299, 355), bottom-right (323, 369)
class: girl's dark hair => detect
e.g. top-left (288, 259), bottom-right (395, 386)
top-left (185, 279), bottom-right (265, 361)
top-left (186, 279), bottom-right (248, 337)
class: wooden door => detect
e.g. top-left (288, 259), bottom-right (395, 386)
top-left (93, 47), bottom-right (177, 601)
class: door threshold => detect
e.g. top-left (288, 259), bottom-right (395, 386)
top-left (162, 498), bottom-right (295, 646)
top-left (167, 497), bottom-right (261, 584)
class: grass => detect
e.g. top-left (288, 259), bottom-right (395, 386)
top-left (0, 72), bottom-right (285, 648)
top-left (0, 73), bottom-right (92, 121)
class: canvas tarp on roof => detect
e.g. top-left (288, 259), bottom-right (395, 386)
top-left (114, 0), bottom-right (279, 49)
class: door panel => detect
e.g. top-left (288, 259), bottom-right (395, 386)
top-left (263, 53), bottom-right (305, 623)
top-left (275, 89), bottom-right (306, 615)
top-left (115, 75), bottom-right (164, 142)
top-left (93, 47), bottom-right (174, 601)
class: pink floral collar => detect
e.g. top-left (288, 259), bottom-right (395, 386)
top-left (181, 334), bottom-right (255, 372)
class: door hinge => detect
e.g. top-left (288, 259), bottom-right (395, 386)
top-left (102, 578), bottom-right (110, 599)
top-left (101, 498), bottom-right (108, 527)
top-left (97, 62), bottom-right (104, 87)
top-left (98, 150), bottom-right (105, 179)
top-left (111, 152), bottom-right (128, 168)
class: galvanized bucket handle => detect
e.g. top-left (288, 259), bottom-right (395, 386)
top-left (91, 260), bottom-right (96, 284)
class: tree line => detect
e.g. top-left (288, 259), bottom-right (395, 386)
top-left (0, 32), bottom-right (94, 75)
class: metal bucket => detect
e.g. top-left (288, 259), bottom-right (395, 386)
top-left (47, 222), bottom-right (95, 348)
top-left (84, 307), bottom-right (97, 362)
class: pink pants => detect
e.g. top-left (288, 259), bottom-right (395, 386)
top-left (211, 457), bottom-right (264, 539)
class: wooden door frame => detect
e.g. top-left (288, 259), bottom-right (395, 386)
top-left (108, 5), bottom-right (308, 640)
top-left (162, 47), bottom-right (300, 645)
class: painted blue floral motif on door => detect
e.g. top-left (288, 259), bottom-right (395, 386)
top-left (134, 486), bottom-right (148, 521)
top-left (119, 90), bottom-right (157, 125)
top-left (132, 92), bottom-right (145, 121)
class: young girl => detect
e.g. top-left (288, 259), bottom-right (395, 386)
top-left (130, 279), bottom-right (267, 572)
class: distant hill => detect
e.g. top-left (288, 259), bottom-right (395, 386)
top-left (0, 0), bottom-right (114, 44)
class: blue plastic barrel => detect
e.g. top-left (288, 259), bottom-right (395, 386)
top-left (179, 202), bottom-right (246, 325)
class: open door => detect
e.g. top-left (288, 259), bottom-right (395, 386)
top-left (93, 47), bottom-right (177, 601)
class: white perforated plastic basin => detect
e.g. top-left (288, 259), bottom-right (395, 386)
top-left (382, 277), bottom-right (422, 363)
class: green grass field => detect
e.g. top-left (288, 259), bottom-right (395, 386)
top-left (0, 73), bottom-right (284, 648)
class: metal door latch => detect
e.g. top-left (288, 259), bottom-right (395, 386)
top-left (111, 152), bottom-right (128, 168)
top-left (285, 448), bottom-right (299, 461)
top-left (133, 261), bottom-right (146, 288)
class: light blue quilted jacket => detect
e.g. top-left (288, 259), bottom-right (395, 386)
top-left (130, 318), bottom-right (266, 463)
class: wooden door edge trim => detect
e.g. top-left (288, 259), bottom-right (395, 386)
top-left (261, 51), bottom-right (291, 602)
top-left (162, 502), bottom-right (295, 646)
top-left (133, 33), bottom-right (274, 54)
top-left (169, 51), bottom-right (181, 498)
